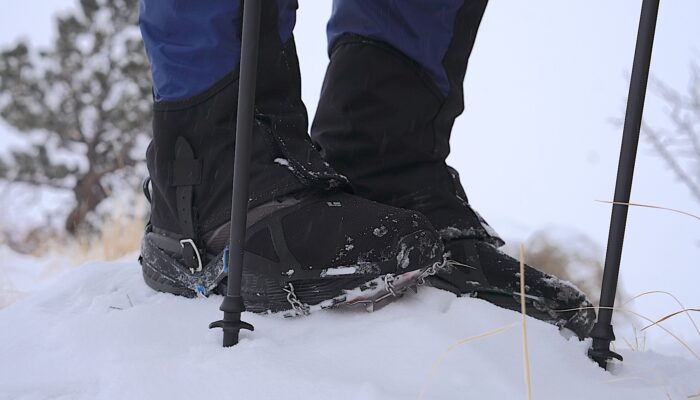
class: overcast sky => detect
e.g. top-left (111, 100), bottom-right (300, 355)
top-left (1, 1), bottom-right (698, 347)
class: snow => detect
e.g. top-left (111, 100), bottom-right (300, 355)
top-left (0, 3), bottom-right (698, 398)
top-left (1, 0), bottom-right (698, 348)
top-left (273, 157), bottom-right (289, 167)
top-left (0, 248), bottom-right (68, 308)
top-left (373, 226), bottom-right (388, 237)
top-left (396, 243), bottom-right (411, 270)
top-left (321, 266), bottom-right (357, 276)
top-left (1, 258), bottom-right (699, 400)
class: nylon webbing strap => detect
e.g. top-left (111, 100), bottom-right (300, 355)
top-left (171, 137), bottom-right (202, 270)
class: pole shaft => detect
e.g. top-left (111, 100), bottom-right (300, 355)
top-left (213, 0), bottom-right (262, 348)
top-left (228, 0), bottom-right (261, 298)
top-left (590, 0), bottom-right (659, 362)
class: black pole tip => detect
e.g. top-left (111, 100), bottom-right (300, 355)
top-left (209, 314), bottom-right (254, 347)
top-left (209, 295), bottom-right (254, 347)
top-left (588, 344), bottom-right (623, 370)
top-left (588, 322), bottom-right (623, 369)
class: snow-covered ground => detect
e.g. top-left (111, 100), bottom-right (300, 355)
top-left (0, 2), bottom-right (698, 398)
top-left (1, 254), bottom-right (698, 400)
top-left (2, 0), bottom-right (699, 344)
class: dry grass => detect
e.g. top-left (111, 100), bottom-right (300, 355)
top-left (3, 193), bottom-right (698, 398)
top-left (0, 199), bottom-right (146, 309)
top-left (596, 200), bottom-right (700, 221)
top-left (39, 213), bottom-right (145, 271)
top-left (502, 229), bottom-right (616, 308)
top-left (1, 194), bottom-right (147, 264)
top-left (416, 246), bottom-right (536, 400)
top-left (621, 326), bottom-right (648, 353)
top-left (624, 291), bottom-right (700, 336)
top-left (569, 304), bottom-right (700, 362)
top-left (0, 195), bottom-right (147, 291)
top-left (46, 195), bottom-right (147, 263)
top-left (519, 244), bottom-right (533, 400)
top-left (416, 322), bottom-right (519, 400)
top-left (414, 266), bottom-right (699, 398)
top-left (644, 309), bottom-right (700, 332)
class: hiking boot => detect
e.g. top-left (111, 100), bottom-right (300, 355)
top-left (430, 239), bottom-right (596, 339)
top-left (138, 1), bottom-right (443, 313)
top-left (311, 11), bottom-right (595, 337)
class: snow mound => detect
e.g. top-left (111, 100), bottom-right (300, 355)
top-left (0, 260), bottom-right (698, 400)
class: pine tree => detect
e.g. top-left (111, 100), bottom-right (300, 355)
top-left (0, 0), bottom-right (151, 234)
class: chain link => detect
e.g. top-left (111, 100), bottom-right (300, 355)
top-left (417, 255), bottom-right (448, 286)
top-left (382, 274), bottom-right (397, 297)
top-left (283, 283), bottom-right (310, 316)
top-left (285, 255), bottom-right (450, 315)
top-left (444, 258), bottom-right (476, 270)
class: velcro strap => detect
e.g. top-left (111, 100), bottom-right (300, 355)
top-left (176, 185), bottom-right (195, 238)
top-left (170, 137), bottom-right (201, 269)
top-left (170, 158), bottom-right (202, 186)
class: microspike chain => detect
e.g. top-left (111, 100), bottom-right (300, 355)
top-left (283, 255), bottom-right (451, 318)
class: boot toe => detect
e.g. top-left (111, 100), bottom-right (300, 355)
top-left (432, 238), bottom-right (596, 338)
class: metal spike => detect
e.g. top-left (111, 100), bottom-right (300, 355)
top-left (446, 259), bottom-right (476, 270)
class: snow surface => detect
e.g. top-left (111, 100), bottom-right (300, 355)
top-left (1, 259), bottom-right (699, 400)
top-left (321, 266), bottom-right (357, 276)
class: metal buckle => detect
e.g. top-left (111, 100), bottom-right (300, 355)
top-left (179, 238), bottom-right (203, 274)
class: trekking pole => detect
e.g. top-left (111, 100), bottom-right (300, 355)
top-left (588, 0), bottom-right (660, 369)
top-left (209, 0), bottom-right (261, 347)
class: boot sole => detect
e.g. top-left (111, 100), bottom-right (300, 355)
top-left (140, 228), bottom-right (443, 314)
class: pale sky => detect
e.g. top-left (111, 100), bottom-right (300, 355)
top-left (1, 1), bottom-right (698, 347)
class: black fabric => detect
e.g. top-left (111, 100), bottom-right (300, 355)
top-left (140, 189), bottom-right (445, 312)
top-left (169, 138), bottom-right (202, 186)
top-left (169, 137), bottom-right (199, 268)
top-left (147, 71), bottom-right (305, 241)
top-left (309, 6), bottom-right (596, 336)
top-left (139, 1), bottom-right (449, 311)
top-left (238, 190), bottom-right (443, 312)
top-left (171, 137), bottom-right (198, 238)
top-left (145, 1), bottom-right (347, 257)
top-left (246, 227), bottom-right (279, 263)
top-left (430, 238), bottom-right (596, 339)
top-left (279, 191), bottom-right (434, 270)
top-left (311, 0), bottom-right (501, 245)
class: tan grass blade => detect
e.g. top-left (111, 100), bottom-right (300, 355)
top-left (596, 200), bottom-right (700, 221)
top-left (520, 245), bottom-right (533, 400)
top-left (641, 309), bottom-right (700, 332)
top-left (558, 305), bottom-right (700, 362)
top-left (417, 323), bottom-right (518, 400)
top-left (624, 291), bottom-right (700, 337)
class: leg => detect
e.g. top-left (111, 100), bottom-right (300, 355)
top-left (313, 0), bottom-right (497, 244)
top-left (138, 0), bottom-right (444, 312)
top-left (312, 0), bottom-right (596, 337)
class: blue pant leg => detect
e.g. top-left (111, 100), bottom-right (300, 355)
top-left (327, 0), bottom-right (480, 97)
top-left (313, 0), bottom-right (491, 243)
top-left (139, 0), bottom-right (298, 102)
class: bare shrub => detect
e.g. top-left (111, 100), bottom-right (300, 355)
top-left (502, 228), bottom-right (627, 307)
